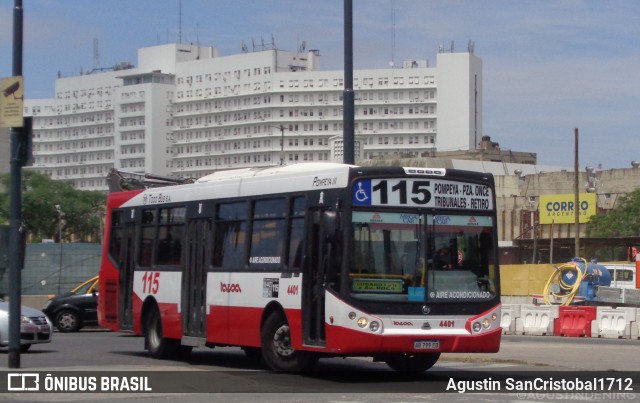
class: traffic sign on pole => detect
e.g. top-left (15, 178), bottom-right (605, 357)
top-left (0, 76), bottom-right (24, 128)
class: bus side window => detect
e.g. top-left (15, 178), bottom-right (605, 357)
top-left (155, 207), bottom-right (185, 266)
top-left (139, 208), bottom-right (156, 267)
top-left (213, 202), bottom-right (248, 270)
top-left (287, 196), bottom-right (306, 271)
top-left (139, 227), bottom-right (154, 267)
top-left (250, 198), bottom-right (286, 271)
top-left (108, 210), bottom-right (124, 266)
top-left (157, 228), bottom-right (182, 265)
top-left (287, 218), bottom-right (304, 271)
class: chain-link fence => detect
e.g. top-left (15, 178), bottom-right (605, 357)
top-left (0, 242), bottom-right (102, 296)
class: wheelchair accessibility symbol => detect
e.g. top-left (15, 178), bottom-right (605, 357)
top-left (352, 180), bottom-right (371, 205)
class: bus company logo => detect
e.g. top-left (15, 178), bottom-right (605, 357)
top-left (467, 216), bottom-right (478, 226)
top-left (393, 321), bottom-right (414, 326)
top-left (142, 192), bottom-right (171, 205)
top-left (369, 213), bottom-right (383, 223)
top-left (220, 282), bottom-right (242, 293)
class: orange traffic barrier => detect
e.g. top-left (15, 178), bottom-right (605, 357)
top-left (553, 306), bottom-right (597, 337)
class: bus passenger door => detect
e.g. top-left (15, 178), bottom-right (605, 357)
top-left (302, 209), bottom-right (329, 347)
top-left (119, 223), bottom-right (136, 331)
top-left (181, 219), bottom-right (210, 340)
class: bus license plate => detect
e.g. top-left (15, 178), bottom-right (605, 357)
top-left (414, 340), bottom-right (439, 350)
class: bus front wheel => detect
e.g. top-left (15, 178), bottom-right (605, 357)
top-left (260, 312), bottom-right (317, 372)
top-left (384, 352), bottom-right (440, 372)
top-left (145, 307), bottom-right (180, 359)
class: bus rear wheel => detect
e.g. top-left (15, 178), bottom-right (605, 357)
top-left (384, 352), bottom-right (440, 373)
top-left (260, 312), bottom-right (318, 372)
top-left (145, 307), bottom-right (181, 359)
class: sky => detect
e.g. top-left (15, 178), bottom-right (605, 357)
top-left (1, 0), bottom-right (640, 170)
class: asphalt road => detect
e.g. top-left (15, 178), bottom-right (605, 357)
top-left (5, 330), bottom-right (639, 371)
top-left (0, 331), bottom-right (639, 402)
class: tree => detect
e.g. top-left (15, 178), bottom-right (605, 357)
top-left (587, 189), bottom-right (640, 237)
top-left (0, 171), bottom-right (106, 243)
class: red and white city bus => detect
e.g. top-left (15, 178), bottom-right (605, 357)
top-left (98, 163), bottom-right (501, 372)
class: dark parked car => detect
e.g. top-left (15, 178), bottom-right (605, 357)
top-left (42, 276), bottom-right (99, 332)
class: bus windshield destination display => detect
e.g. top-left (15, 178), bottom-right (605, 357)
top-left (352, 178), bottom-right (493, 210)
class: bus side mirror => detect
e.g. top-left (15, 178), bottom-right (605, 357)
top-left (322, 211), bottom-right (338, 241)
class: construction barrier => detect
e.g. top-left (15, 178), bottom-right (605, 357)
top-left (515, 305), bottom-right (559, 336)
top-left (553, 306), bottom-right (597, 337)
top-left (591, 306), bottom-right (637, 339)
top-left (492, 303), bottom-right (639, 339)
top-left (500, 304), bottom-right (521, 335)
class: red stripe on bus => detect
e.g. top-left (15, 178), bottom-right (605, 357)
top-left (325, 325), bottom-right (501, 354)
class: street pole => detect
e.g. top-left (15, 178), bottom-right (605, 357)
top-left (531, 219), bottom-right (537, 264)
top-left (342, 0), bottom-right (355, 164)
top-left (55, 205), bottom-right (63, 295)
top-left (550, 220), bottom-right (555, 264)
top-left (8, 0), bottom-right (24, 369)
top-left (279, 125), bottom-right (285, 165)
top-left (574, 128), bottom-right (580, 258)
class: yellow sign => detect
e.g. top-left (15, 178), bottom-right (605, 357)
top-left (538, 193), bottom-right (596, 224)
top-left (1, 76), bottom-right (24, 128)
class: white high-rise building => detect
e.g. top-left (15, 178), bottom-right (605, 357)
top-left (24, 43), bottom-right (483, 191)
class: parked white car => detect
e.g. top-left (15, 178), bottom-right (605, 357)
top-left (0, 298), bottom-right (53, 352)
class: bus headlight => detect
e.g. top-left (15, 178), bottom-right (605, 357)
top-left (472, 315), bottom-right (496, 333)
top-left (348, 311), bottom-right (357, 320)
top-left (369, 321), bottom-right (380, 332)
top-left (357, 317), bottom-right (368, 328)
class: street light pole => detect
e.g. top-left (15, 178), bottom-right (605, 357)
top-left (574, 128), bottom-right (580, 257)
top-left (55, 205), bottom-right (63, 295)
top-left (7, 0), bottom-right (24, 369)
top-left (269, 125), bottom-right (287, 166)
top-left (279, 125), bottom-right (285, 165)
top-left (343, 0), bottom-right (355, 164)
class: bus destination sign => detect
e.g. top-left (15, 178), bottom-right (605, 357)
top-left (352, 178), bottom-right (493, 210)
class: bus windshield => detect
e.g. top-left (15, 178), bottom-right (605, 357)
top-left (350, 211), bottom-right (497, 302)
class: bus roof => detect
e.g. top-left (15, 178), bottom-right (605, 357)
top-left (195, 162), bottom-right (355, 183)
top-left (112, 162), bottom-right (492, 208)
top-left (119, 163), bottom-right (355, 207)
